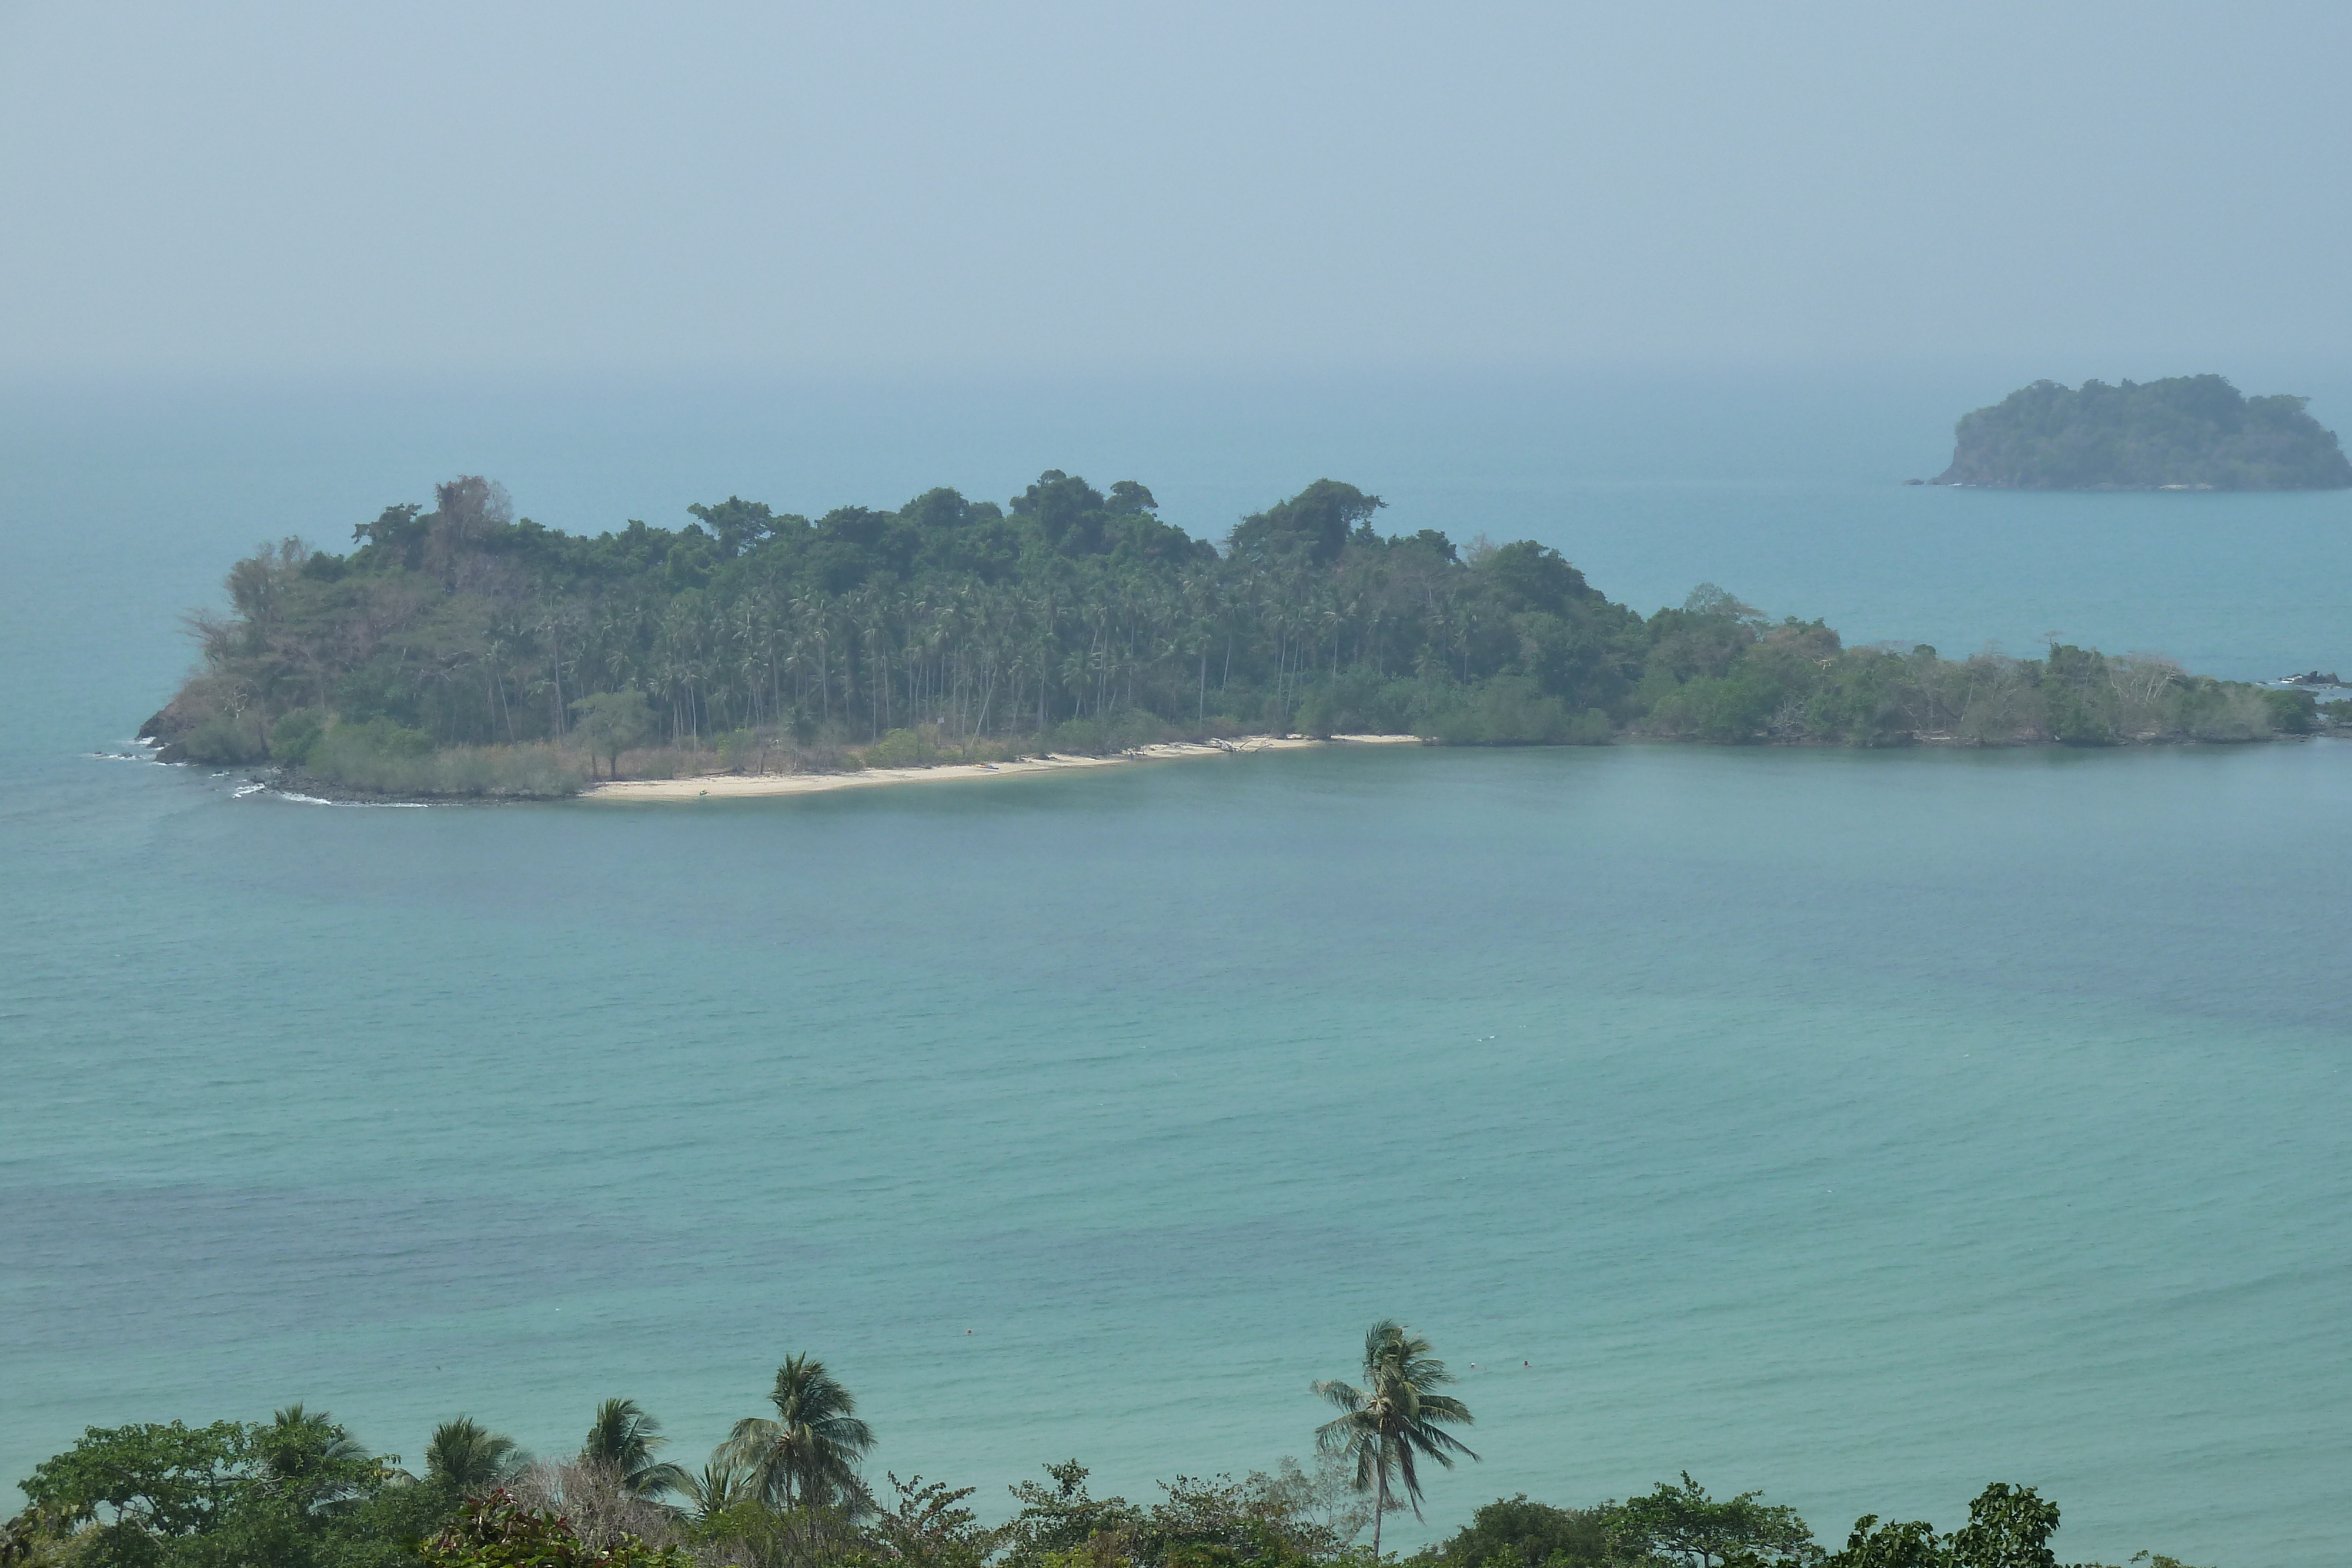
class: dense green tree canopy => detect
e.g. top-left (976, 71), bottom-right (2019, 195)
top-left (1934, 375), bottom-right (2352, 489)
top-left (1417, 1493), bottom-right (1608, 1567)
top-left (138, 469), bottom-right (2322, 797)
top-left (9, 1392), bottom-right (2205, 1568)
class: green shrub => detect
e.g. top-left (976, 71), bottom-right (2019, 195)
top-left (267, 708), bottom-right (326, 766)
top-left (178, 712), bottom-right (269, 765)
top-left (861, 728), bottom-right (934, 768)
top-left (1422, 1494), bottom-right (1610, 1568)
top-left (2043, 683), bottom-right (2116, 745)
top-left (1294, 673), bottom-right (1424, 737)
top-left (1422, 678), bottom-right (1606, 745)
top-left (300, 723), bottom-right (584, 798)
top-left (2172, 683), bottom-right (2274, 741)
top-left (2261, 687), bottom-right (2318, 734)
top-left (1561, 707), bottom-right (1613, 744)
top-left (1645, 672), bottom-right (1781, 742)
top-left (422, 1491), bottom-right (686, 1568)
top-left (713, 728), bottom-right (757, 771)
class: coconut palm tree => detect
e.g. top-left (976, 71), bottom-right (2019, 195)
top-left (425, 1417), bottom-right (521, 1495)
top-left (266, 1406), bottom-right (370, 1468)
top-left (1314, 1321), bottom-right (1476, 1560)
top-left (720, 1354), bottom-right (875, 1513)
top-left (674, 1459), bottom-right (758, 1527)
top-left (581, 1398), bottom-right (690, 1500)
top-left (260, 1406), bottom-right (376, 1510)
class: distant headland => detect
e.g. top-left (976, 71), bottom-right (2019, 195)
top-left (1932, 374), bottom-right (2352, 490)
top-left (140, 473), bottom-right (2336, 801)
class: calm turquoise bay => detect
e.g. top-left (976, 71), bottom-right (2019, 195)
top-left (2, 373), bottom-right (2348, 1566)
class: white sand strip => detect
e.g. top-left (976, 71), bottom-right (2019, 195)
top-left (579, 733), bottom-right (1422, 801)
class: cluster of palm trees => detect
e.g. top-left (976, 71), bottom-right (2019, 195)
top-left (429, 1354), bottom-right (876, 1522)
top-left (427, 1326), bottom-right (1474, 1559)
top-left (440, 561), bottom-right (1477, 757)
top-left (562, 560), bottom-right (1491, 750)
top-left (205, 521), bottom-right (1524, 755)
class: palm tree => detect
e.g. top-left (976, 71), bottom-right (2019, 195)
top-left (425, 1417), bottom-right (520, 1495)
top-left (581, 1398), bottom-right (690, 1500)
top-left (674, 1459), bottom-right (757, 1527)
top-left (1314, 1321), bottom-right (1477, 1560)
top-left (720, 1354), bottom-right (876, 1513)
top-left (261, 1405), bottom-right (375, 1509)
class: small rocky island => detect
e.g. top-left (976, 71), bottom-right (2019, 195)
top-left (1934, 374), bottom-right (2352, 490)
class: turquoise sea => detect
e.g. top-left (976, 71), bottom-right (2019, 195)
top-left (3, 373), bottom-right (2349, 1566)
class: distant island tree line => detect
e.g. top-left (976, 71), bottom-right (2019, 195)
top-left (5, 1322), bottom-right (2209, 1568)
top-left (1931, 375), bottom-right (2352, 490)
top-left (141, 472), bottom-right (2330, 799)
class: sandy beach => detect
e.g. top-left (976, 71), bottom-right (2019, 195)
top-left (580, 733), bottom-right (1424, 801)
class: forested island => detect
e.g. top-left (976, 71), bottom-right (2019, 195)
top-left (141, 473), bottom-right (2328, 800)
top-left (1932, 375), bottom-right (2352, 489)
top-left (7, 1325), bottom-right (2207, 1568)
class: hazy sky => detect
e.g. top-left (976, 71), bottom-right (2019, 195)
top-left (3, 1), bottom-right (2347, 379)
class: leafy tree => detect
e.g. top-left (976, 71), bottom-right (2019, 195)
top-left (1479, 543), bottom-right (1595, 618)
top-left (13, 1415), bottom-right (406, 1568)
top-left (17, 1420), bottom-right (254, 1564)
top-left (1822, 1515), bottom-right (1943, 1568)
top-left (1003, 1462), bottom-right (1145, 1568)
top-left (1313, 1322), bottom-right (1476, 1560)
top-left (1608, 1474), bottom-right (1816, 1568)
top-left (722, 1355), bottom-right (876, 1513)
top-left (688, 497), bottom-right (781, 559)
top-left (0, 1509), bottom-right (49, 1567)
top-left (419, 1490), bottom-right (685, 1568)
top-left (1421, 1494), bottom-right (1608, 1568)
top-left (860, 1474), bottom-right (1005, 1568)
top-left (1135, 1471), bottom-right (1358, 1568)
top-left (2260, 687), bottom-right (2317, 733)
top-left (689, 1497), bottom-right (864, 1568)
top-left (569, 690), bottom-right (656, 778)
top-left (328, 1476), bottom-right (471, 1568)
top-left (1944, 1484), bottom-right (2062, 1568)
top-left (1230, 480), bottom-right (1385, 566)
top-left (1821, 1484), bottom-right (2094, 1568)
top-left (268, 708), bottom-right (328, 767)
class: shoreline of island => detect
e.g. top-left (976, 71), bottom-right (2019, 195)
top-left (140, 470), bottom-right (2347, 805)
top-left (576, 733), bottom-right (1426, 801)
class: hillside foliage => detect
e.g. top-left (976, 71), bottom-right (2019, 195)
top-left (9, 1413), bottom-right (2196, 1568)
top-left (140, 474), bottom-right (2317, 797)
top-left (1933, 376), bottom-right (2352, 490)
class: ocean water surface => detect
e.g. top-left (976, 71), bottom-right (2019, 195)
top-left (2, 373), bottom-right (2348, 1566)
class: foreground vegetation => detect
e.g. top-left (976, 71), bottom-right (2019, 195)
top-left (140, 473), bottom-right (2324, 798)
top-left (1932, 375), bottom-right (2352, 490)
top-left (7, 1326), bottom-right (2210, 1568)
